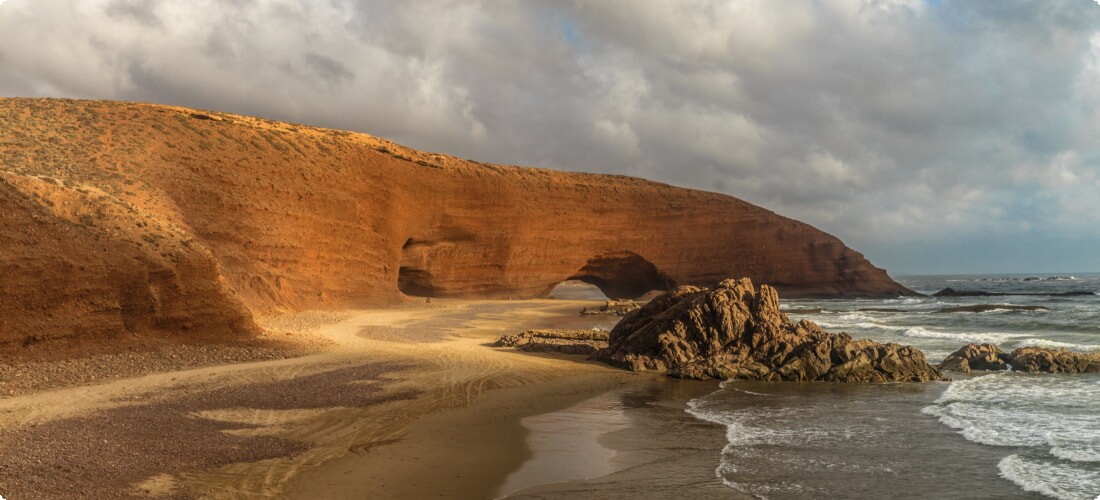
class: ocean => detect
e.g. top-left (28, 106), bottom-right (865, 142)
top-left (519, 275), bottom-right (1100, 499)
top-left (690, 274), bottom-right (1100, 499)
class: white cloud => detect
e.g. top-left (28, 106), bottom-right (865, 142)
top-left (0, 0), bottom-right (1099, 272)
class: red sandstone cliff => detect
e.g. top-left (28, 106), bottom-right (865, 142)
top-left (0, 98), bottom-right (912, 354)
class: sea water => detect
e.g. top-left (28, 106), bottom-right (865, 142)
top-left (688, 274), bottom-right (1100, 499)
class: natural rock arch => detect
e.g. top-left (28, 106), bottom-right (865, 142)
top-left (0, 99), bottom-right (916, 358)
top-left (567, 251), bottom-right (677, 299)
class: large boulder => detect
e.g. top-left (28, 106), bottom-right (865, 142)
top-left (596, 278), bottom-right (946, 382)
top-left (939, 343), bottom-right (1009, 373)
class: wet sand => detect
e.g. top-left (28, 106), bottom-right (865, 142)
top-left (284, 372), bottom-right (647, 499)
top-left (0, 298), bottom-right (660, 498)
top-left (503, 377), bottom-right (743, 499)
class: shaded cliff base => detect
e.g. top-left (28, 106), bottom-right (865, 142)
top-left (0, 313), bottom-right (337, 397)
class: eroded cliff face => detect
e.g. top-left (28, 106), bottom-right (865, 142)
top-left (0, 98), bottom-right (911, 353)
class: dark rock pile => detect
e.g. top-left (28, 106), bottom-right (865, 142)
top-left (595, 278), bottom-right (947, 382)
top-left (494, 329), bottom-right (609, 355)
top-left (580, 300), bottom-right (641, 316)
top-left (941, 343), bottom-right (1100, 374)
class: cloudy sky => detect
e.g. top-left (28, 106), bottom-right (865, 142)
top-left (1, 0), bottom-right (1099, 274)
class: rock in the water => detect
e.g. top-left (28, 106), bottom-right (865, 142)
top-left (494, 329), bottom-right (609, 355)
top-left (939, 343), bottom-right (1100, 374)
top-left (596, 278), bottom-right (947, 382)
top-left (1008, 347), bottom-right (1100, 374)
top-left (939, 343), bottom-right (1009, 373)
top-left (580, 300), bottom-right (641, 316)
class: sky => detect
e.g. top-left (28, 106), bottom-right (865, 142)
top-left (1, 0), bottom-right (1099, 275)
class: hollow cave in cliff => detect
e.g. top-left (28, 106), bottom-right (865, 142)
top-left (568, 251), bottom-right (677, 300)
top-left (397, 238), bottom-right (436, 297)
top-left (397, 236), bottom-right (675, 300)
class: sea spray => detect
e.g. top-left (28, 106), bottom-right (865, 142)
top-left (687, 273), bottom-right (1100, 499)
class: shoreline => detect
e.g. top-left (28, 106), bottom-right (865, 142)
top-left (0, 298), bottom-right (669, 498)
top-left (501, 376), bottom-right (741, 499)
top-left (283, 369), bottom-right (650, 499)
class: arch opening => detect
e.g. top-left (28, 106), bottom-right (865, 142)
top-left (546, 280), bottom-right (610, 300)
top-left (397, 237), bottom-right (436, 297)
top-left (568, 251), bottom-right (676, 299)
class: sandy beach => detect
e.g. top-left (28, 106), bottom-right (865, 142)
top-left (0, 298), bottom-right (683, 498)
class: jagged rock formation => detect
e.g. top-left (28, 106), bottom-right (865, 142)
top-left (580, 300), bottom-right (641, 316)
top-left (938, 344), bottom-right (1009, 372)
top-left (596, 278), bottom-right (946, 382)
top-left (493, 329), bottom-right (609, 355)
top-left (940, 343), bottom-right (1100, 374)
top-left (0, 98), bottom-right (911, 356)
top-left (1010, 347), bottom-right (1100, 373)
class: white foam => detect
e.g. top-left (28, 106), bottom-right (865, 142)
top-left (882, 297), bottom-right (928, 305)
top-left (902, 327), bottom-right (1025, 344)
top-left (855, 322), bottom-right (909, 331)
top-left (838, 312), bottom-right (873, 322)
top-left (1014, 338), bottom-right (1100, 352)
top-left (975, 306), bottom-right (1049, 315)
top-left (932, 372), bottom-right (1100, 408)
top-left (815, 319), bottom-right (910, 332)
top-left (927, 371), bottom-right (1100, 494)
top-left (998, 454), bottom-right (1100, 500)
top-left (731, 387), bottom-right (772, 396)
top-left (1049, 435), bottom-right (1100, 463)
top-left (921, 402), bottom-right (1098, 447)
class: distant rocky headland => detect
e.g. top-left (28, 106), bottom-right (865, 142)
top-left (0, 98), bottom-right (911, 357)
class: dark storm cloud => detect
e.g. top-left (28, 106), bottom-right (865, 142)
top-left (303, 53), bottom-right (354, 86)
top-left (0, 0), bottom-right (1098, 273)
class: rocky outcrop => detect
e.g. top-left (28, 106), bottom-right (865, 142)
top-left (939, 343), bottom-right (1100, 374)
top-left (938, 344), bottom-right (1009, 372)
top-left (494, 329), bottom-right (609, 355)
top-left (1008, 347), bottom-right (1100, 374)
top-left (0, 98), bottom-right (911, 357)
top-left (596, 278), bottom-right (946, 382)
top-left (580, 300), bottom-right (641, 316)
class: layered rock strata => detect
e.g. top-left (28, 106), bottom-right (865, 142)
top-left (0, 98), bottom-right (911, 355)
top-left (596, 278), bottom-right (946, 382)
